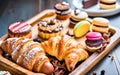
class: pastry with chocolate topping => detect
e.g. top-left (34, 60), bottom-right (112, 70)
top-left (99, 0), bottom-right (117, 9)
top-left (8, 22), bottom-right (32, 38)
top-left (69, 9), bottom-right (88, 28)
top-left (82, 0), bottom-right (98, 8)
top-left (38, 19), bottom-right (63, 39)
top-left (54, 1), bottom-right (71, 20)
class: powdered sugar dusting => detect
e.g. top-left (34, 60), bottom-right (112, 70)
top-left (23, 47), bottom-right (43, 64)
top-left (16, 42), bottom-right (39, 63)
top-left (11, 39), bottom-right (31, 59)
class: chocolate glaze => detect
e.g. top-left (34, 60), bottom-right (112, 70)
top-left (56, 8), bottom-right (71, 15)
top-left (86, 39), bottom-right (103, 47)
top-left (38, 19), bottom-right (63, 33)
top-left (38, 25), bottom-right (63, 33)
top-left (54, 2), bottom-right (70, 11)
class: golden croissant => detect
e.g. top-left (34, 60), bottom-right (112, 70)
top-left (0, 38), bottom-right (54, 74)
top-left (41, 35), bottom-right (89, 71)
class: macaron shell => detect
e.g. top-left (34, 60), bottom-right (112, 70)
top-left (86, 32), bottom-right (102, 40)
top-left (86, 45), bottom-right (102, 52)
top-left (71, 10), bottom-right (88, 21)
top-left (92, 17), bottom-right (109, 26)
top-left (100, 0), bottom-right (116, 3)
top-left (92, 25), bottom-right (109, 33)
top-left (74, 21), bottom-right (91, 38)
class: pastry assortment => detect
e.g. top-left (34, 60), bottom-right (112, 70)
top-left (8, 22), bottom-right (32, 38)
top-left (41, 35), bottom-right (89, 71)
top-left (0, 1), bottom-right (113, 75)
top-left (82, 0), bottom-right (117, 10)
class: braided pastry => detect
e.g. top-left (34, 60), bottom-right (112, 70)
top-left (41, 35), bottom-right (89, 71)
top-left (0, 38), bottom-right (54, 75)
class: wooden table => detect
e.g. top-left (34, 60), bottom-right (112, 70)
top-left (0, 0), bottom-right (120, 75)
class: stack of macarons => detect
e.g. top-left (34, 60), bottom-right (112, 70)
top-left (85, 32), bottom-right (103, 52)
top-left (99, 0), bottom-right (117, 9)
top-left (54, 1), bottom-right (71, 20)
top-left (92, 17), bottom-right (109, 33)
top-left (69, 9), bottom-right (88, 28)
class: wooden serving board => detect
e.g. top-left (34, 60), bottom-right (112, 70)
top-left (0, 9), bottom-right (120, 75)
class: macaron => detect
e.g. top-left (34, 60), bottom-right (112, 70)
top-left (92, 17), bottom-right (109, 33)
top-left (73, 20), bottom-right (91, 38)
top-left (71, 9), bottom-right (88, 21)
top-left (85, 32), bottom-right (103, 52)
top-left (99, 0), bottom-right (116, 9)
top-left (69, 9), bottom-right (88, 28)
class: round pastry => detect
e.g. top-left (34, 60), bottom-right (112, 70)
top-left (92, 17), bottom-right (109, 33)
top-left (69, 9), bottom-right (88, 28)
top-left (38, 19), bottom-right (63, 39)
top-left (54, 1), bottom-right (71, 20)
top-left (73, 20), bottom-right (91, 38)
top-left (8, 22), bottom-right (32, 38)
top-left (85, 32), bottom-right (103, 52)
top-left (99, 0), bottom-right (116, 9)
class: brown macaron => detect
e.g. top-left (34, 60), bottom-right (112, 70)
top-left (92, 17), bottom-right (109, 33)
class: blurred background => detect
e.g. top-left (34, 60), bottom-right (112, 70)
top-left (0, 0), bottom-right (74, 37)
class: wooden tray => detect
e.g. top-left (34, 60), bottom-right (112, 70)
top-left (0, 9), bottom-right (120, 75)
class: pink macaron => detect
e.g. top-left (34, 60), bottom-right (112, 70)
top-left (86, 32), bottom-right (102, 40)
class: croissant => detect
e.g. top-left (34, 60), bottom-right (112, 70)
top-left (41, 35), bottom-right (89, 71)
top-left (0, 38), bottom-right (54, 75)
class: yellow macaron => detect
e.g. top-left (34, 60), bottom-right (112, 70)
top-left (74, 20), bottom-right (91, 38)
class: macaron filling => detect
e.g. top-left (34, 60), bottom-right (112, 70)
top-left (93, 24), bottom-right (109, 28)
top-left (100, 1), bottom-right (116, 5)
top-left (85, 39), bottom-right (103, 47)
top-left (85, 32), bottom-right (103, 51)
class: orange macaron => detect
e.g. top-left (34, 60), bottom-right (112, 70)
top-left (92, 17), bottom-right (109, 33)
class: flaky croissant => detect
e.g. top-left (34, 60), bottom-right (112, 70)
top-left (41, 35), bottom-right (89, 71)
top-left (0, 38), bottom-right (54, 75)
